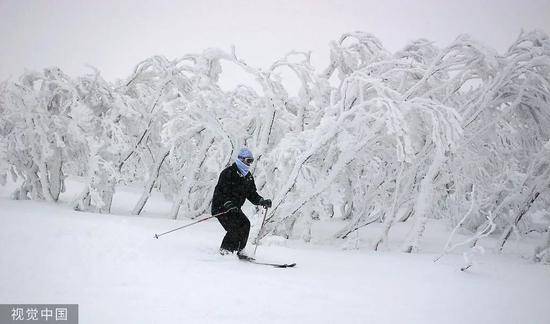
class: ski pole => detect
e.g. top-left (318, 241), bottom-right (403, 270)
top-left (253, 206), bottom-right (269, 256)
top-left (154, 207), bottom-right (236, 239)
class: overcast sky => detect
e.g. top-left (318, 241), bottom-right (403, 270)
top-left (1, 0), bottom-right (549, 83)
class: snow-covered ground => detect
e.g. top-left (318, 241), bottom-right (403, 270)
top-left (1, 179), bottom-right (549, 324)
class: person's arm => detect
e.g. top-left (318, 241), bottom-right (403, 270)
top-left (213, 168), bottom-right (235, 212)
top-left (247, 175), bottom-right (271, 207)
top-left (246, 175), bottom-right (263, 205)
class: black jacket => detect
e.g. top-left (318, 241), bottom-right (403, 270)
top-left (211, 163), bottom-right (263, 214)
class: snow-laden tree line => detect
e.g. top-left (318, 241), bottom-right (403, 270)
top-left (1, 30), bottom-right (549, 262)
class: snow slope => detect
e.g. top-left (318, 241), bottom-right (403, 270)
top-left (1, 180), bottom-right (549, 324)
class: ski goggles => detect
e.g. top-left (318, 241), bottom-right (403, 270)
top-left (239, 157), bottom-right (254, 165)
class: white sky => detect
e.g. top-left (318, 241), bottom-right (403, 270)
top-left (1, 0), bottom-right (549, 83)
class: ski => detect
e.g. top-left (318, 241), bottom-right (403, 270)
top-left (240, 258), bottom-right (296, 268)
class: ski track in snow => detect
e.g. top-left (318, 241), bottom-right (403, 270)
top-left (1, 181), bottom-right (549, 324)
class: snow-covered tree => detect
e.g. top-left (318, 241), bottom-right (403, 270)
top-left (1, 30), bottom-right (549, 260)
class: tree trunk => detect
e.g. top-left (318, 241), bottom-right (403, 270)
top-left (132, 149), bottom-right (169, 215)
top-left (498, 190), bottom-right (540, 252)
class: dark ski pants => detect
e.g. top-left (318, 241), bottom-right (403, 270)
top-left (217, 209), bottom-right (250, 253)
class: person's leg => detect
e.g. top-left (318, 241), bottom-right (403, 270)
top-left (234, 211), bottom-right (251, 253)
top-left (216, 210), bottom-right (250, 253)
top-left (217, 211), bottom-right (241, 252)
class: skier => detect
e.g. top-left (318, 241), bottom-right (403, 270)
top-left (211, 148), bottom-right (272, 259)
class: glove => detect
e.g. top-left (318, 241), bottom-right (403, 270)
top-left (259, 198), bottom-right (272, 208)
top-left (223, 201), bottom-right (235, 212)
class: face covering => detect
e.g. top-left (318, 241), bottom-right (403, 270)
top-left (235, 147), bottom-right (254, 176)
top-left (235, 158), bottom-right (250, 176)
